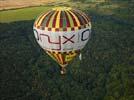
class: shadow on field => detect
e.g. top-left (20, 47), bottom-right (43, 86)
top-left (0, 11), bottom-right (134, 100)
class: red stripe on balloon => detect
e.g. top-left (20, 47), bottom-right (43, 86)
top-left (71, 10), bottom-right (83, 25)
top-left (52, 11), bottom-right (59, 28)
top-left (67, 11), bottom-right (77, 27)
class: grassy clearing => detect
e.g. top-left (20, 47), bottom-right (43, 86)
top-left (0, 0), bottom-right (70, 23)
top-left (0, 6), bottom-right (52, 23)
top-left (0, 1), bottom-right (133, 23)
top-left (0, 0), bottom-right (58, 10)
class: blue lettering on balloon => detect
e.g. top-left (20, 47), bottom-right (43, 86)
top-left (81, 29), bottom-right (90, 41)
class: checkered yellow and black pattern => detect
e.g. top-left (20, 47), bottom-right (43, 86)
top-left (46, 50), bottom-right (80, 66)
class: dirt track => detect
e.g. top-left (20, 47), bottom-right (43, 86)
top-left (0, 0), bottom-right (59, 10)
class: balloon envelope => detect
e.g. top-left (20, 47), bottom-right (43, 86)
top-left (33, 7), bottom-right (91, 70)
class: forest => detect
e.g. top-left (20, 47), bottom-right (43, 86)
top-left (0, 0), bottom-right (134, 100)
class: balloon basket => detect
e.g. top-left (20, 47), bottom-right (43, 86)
top-left (60, 67), bottom-right (66, 75)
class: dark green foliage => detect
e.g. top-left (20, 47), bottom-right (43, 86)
top-left (0, 20), bottom-right (42, 100)
top-left (0, 1), bottom-right (134, 100)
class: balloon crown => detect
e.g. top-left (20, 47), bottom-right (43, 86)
top-left (52, 7), bottom-right (72, 11)
top-left (34, 7), bottom-right (91, 32)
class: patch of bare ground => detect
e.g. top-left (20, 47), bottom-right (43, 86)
top-left (0, 0), bottom-right (59, 10)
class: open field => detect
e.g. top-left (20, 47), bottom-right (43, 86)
top-left (0, 1), bottom-right (133, 24)
top-left (0, 6), bottom-right (51, 22)
top-left (0, 0), bottom-right (64, 10)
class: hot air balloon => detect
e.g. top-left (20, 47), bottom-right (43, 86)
top-left (33, 7), bottom-right (91, 74)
